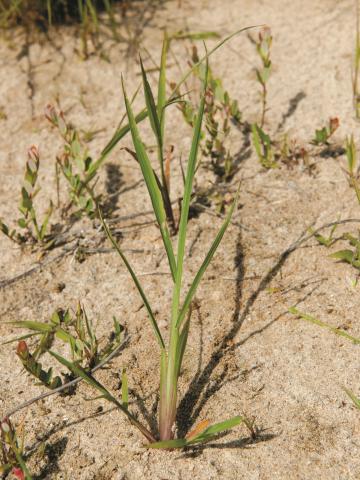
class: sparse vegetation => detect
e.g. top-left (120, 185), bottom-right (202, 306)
top-left (2, 2), bottom-right (360, 477)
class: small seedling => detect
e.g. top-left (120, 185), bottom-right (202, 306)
top-left (5, 305), bottom-right (123, 391)
top-left (0, 417), bottom-right (32, 480)
top-left (251, 123), bottom-right (277, 168)
top-left (46, 105), bottom-right (100, 218)
top-left (0, 146), bottom-right (53, 248)
top-left (253, 26), bottom-right (272, 127)
top-left (309, 222), bottom-right (338, 247)
top-left (330, 231), bottom-right (360, 270)
top-left (178, 45), bottom-right (241, 181)
top-left (311, 117), bottom-right (339, 145)
top-left (344, 135), bottom-right (360, 204)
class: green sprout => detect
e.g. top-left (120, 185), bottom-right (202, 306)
top-left (311, 117), bottom-right (339, 146)
top-left (251, 123), bottom-right (277, 169)
top-left (0, 145), bottom-right (53, 248)
top-left (0, 417), bottom-right (32, 480)
top-left (178, 45), bottom-right (241, 181)
top-left (5, 304), bottom-right (123, 391)
top-left (254, 26), bottom-right (272, 127)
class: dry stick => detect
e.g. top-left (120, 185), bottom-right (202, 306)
top-left (3, 337), bottom-right (129, 420)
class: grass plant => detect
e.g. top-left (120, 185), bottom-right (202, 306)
top-left (96, 50), bottom-right (247, 446)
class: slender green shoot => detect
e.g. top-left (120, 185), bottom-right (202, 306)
top-left (289, 307), bottom-right (360, 344)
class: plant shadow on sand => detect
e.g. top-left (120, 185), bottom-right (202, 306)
top-left (175, 224), bottom-right (320, 443)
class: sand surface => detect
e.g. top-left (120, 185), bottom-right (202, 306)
top-left (1, 0), bottom-right (360, 478)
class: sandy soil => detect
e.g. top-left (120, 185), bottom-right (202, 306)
top-left (1, 0), bottom-right (360, 478)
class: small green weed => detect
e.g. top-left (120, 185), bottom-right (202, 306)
top-left (0, 106), bottom-right (105, 249)
top-left (5, 304), bottom-right (123, 391)
top-left (251, 123), bottom-right (277, 169)
top-left (344, 135), bottom-right (360, 204)
top-left (46, 105), bottom-right (99, 218)
top-left (0, 417), bottom-right (32, 480)
top-left (0, 146), bottom-right (54, 248)
top-left (178, 45), bottom-right (241, 181)
top-left (311, 117), bottom-right (339, 146)
top-left (253, 26), bottom-right (272, 127)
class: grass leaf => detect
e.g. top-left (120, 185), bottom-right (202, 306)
top-left (121, 76), bottom-right (177, 280)
top-left (99, 209), bottom-right (165, 350)
top-left (344, 387), bottom-right (360, 409)
top-left (187, 415), bottom-right (245, 444)
top-left (147, 438), bottom-right (187, 449)
top-left (289, 307), bottom-right (360, 344)
top-left (177, 188), bottom-right (239, 328)
top-left (122, 368), bottom-right (128, 410)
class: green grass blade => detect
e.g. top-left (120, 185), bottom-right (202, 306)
top-left (122, 368), bottom-right (128, 410)
top-left (99, 209), bottom-right (165, 350)
top-left (187, 415), bottom-right (244, 445)
top-left (8, 321), bottom-right (54, 333)
top-left (1, 332), bottom-right (40, 345)
top-left (158, 32), bottom-right (169, 136)
top-left (289, 307), bottom-right (360, 344)
top-left (175, 53), bottom-right (208, 295)
top-left (344, 387), bottom-right (360, 409)
top-left (121, 76), bottom-right (176, 280)
top-left (177, 190), bottom-right (238, 328)
top-left (93, 26), bottom-right (256, 171)
top-left (88, 109), bottom-right (148, 177)
top-left (147, 438), bottom-right (187, 449)
top-left (49, 350), bottom-right (109, 396)
top-left (175, 314), bottom-right (190, 377)
top-left (140, 56), bottom-right (162, 148)
top-left (170, 26), bottom-right (258, 99)
top-left (46, 0), bottom-right (52, 25)
top-left (86, 0), bottom-right (98, 28)
top-left (171, 31), bottom-right (221, 41)
top-left (148, 415), bottom-right (244, 449)
top-left (49, 350), bottom-right (156, 443)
